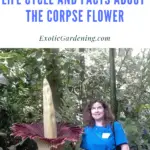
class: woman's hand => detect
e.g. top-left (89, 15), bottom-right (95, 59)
top-left (121, 144), bottom-right (130, 150)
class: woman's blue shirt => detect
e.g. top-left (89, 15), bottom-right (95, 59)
top-left (80, 121), bottom-right (128, 150)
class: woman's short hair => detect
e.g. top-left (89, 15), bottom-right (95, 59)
top-left (83, 99), bottom-right (115, 127)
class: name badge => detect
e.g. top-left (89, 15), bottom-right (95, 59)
top-left (102, 133), bottom-right (111, 139)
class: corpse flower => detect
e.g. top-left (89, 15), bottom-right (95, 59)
top-left (10, 78), bottom-right (83, 150)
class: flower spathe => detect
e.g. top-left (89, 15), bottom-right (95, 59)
top-left (10, 122), bottom-right (83, 148)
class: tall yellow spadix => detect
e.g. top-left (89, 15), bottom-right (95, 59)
top-left (43, 78), bottom-right (57, 138)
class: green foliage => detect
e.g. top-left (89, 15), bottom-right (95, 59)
top-left (121, 117), bottom-right (150, 150)
top-left (58, 88), bottom-right (82, 125)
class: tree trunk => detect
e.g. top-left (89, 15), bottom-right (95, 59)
top-left (79, 48), bottom-right (86, 111)
top-left (44, 48), bottom-right (62, 110)
top-left (109, 49), bottom-right (118, 119)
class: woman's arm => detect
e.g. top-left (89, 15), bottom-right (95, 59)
top-left (121, 144), bottom-right (130, 150)
top-left (113, 121), bottom-right (129, 149)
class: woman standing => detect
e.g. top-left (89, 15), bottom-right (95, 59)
top-left (80, 100), bottom-right (130, 150)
